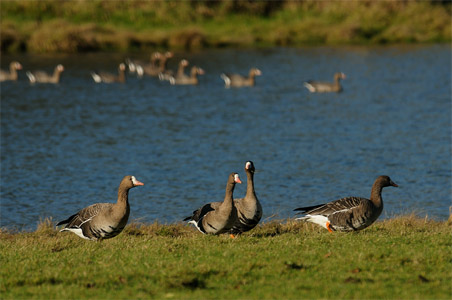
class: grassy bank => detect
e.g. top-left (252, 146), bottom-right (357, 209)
top-left (1, 0), bottom-right (451, 53)
top-left (1, 216), bottom-right (451, 299)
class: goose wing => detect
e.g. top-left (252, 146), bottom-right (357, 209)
top-left (295, 197), bottom-right (366, 217)
top-left (57, 203), bottom-right (111, 228)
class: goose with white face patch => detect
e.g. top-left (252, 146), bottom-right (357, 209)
top-left (0, 61), bottom-right (22, 82)
top-left (304, 72), bottom-right (346, 93)
top-left (56, 175), bottom-right (144, 241)
top-left (169, 66), bottom-right (204, 85)
top-left (294, 175), bottom-right (398, 232)
top-left (91, 63), bottom-right (126, 83)
top-left (26, 64), bottom-right (64, 84)
top-left (229, 161), bottom-right (262, 235)
top-left (220, 68), bottom-right (262, 88)
top-left (183, 172), bottom-right (241, 235)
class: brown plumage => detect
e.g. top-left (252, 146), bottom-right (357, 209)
top-left (221, 68), bottom-right (262, 88)
top-left (184, 173), bottom-right (241, 235)
top-left (230, 161), bottom-right (262, 235)
top-left (0, 61), bottom-right (22, 82)
top-left (304, 72), bottom-right (346, 93)
top-left (91, 63), bottom-right (126, 83)
top-left (57, 175), bottom-right (144, 241)
top-left (26, 64), bottom-right (64, 84)
top-left (294, 175), bottom-right (398, 232)
top-left (169, 66), bottom-right (204, 85)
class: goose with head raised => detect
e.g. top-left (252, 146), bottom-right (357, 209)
top-left (184, 172), bottom-right (241, 235)
top-left (169, 66), bottom-right (204, 85)
top-left (221, 68), bottom-right (262, 88)
top-left (91, 63), bottom-right (126, 83)
top-left (26, 64), bottom-right (64, 84)
top-left (294, 175), bottom-right (398, 232)
top-left (230, 161), bottom-right (262, 235)
top-left (304, 72), bottom-right (346, 93)
top-left (57, 175), bottom-right (144, 241)
top-left (0, 61), bottom-right (22, 82)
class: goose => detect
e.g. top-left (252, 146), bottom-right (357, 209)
top-left (294, 175), bottom-right (398, 232)
top-left (304, 72), bottom-right (346, 93)
top-left (56, 175), bottom-right (144, 241)
top-left (91, 63), bottom-right (126, 83)
top-left (169, 66), bottom-right (204, 85)
top-left (126, 51), bottom-right (161, 78)
top-left (159, 59), bottom-right (189, 81)
top-left (220, 68), bottom-right (262, 88)
top-left (26, 64), bottom-right (64, 84)
top-left (230, 161), bottom-right (262, 235)
top-left (0, 61), bottom-right (22, 82)
top-left (184, 172), bottom-right (241, 235)
top-left (142, 51), bottom-right (172, 77)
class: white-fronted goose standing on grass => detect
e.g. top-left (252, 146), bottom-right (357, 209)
top-left (230, 161), bottom-right (262, 235)
top-left (169, 66), bottom-right (204, 85)
top-left (220, 68), bottom-right (262, 88)
top-left (26, 64), bottom-right (64, 84)
top-left (294, 175), bottom-right (398, 232)
top-left (91, 63), bottom-right (126, 83)
top-left (57, 175), bottom-right (144, 241)
top-left (304, 72), bottom-right (346, 93)
top-left (0, 61), bottom-right (22, 82)
top-left (159, 59), bottom-right (189, 81)
top-left (184, 172), bottom-right (241, 235)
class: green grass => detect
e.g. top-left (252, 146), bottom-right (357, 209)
top-left (1, 0), bottom-right (451, 52)
top-left (1, 216), bottom-right (451, 299)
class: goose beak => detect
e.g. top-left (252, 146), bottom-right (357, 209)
top-left (135, 180), bottom-right (144, 186)
top-left (390, 181), bottom-right (398, 187)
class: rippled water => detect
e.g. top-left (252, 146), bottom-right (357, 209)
top-left (1, 45), bottom-right (451, 230)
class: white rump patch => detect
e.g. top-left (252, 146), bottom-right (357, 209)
top-left (91, 72), bottom-right (102, 83)
top-left (61, 227), bottom-right (91, 240)
top-left (303, 82), bottom-right (315, 93)
top-left (26, 71), bottom-right (36, 83)
top-left (297, 214), bottom-right (329, 229)
top-left (220, 74), bottom-right (231, 87)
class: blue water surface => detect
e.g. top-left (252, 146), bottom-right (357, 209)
top-left (1, 45), bottom-right (451, 230)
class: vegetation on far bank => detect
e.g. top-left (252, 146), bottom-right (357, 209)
top-left (1, 215), bottom-right (451, 299)
top-left (1, 0), bottom-right (451, 53)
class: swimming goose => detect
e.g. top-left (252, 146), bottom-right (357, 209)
top-left (220, 68), bottom-right (262, 88)
top-left (184, 172), bottom-right (241, 235)
top-left (230, 161), bottom-right (262, 235)
top-left (294, 175), bottom-right (398, 232)
top-left (159, 59), bottom-right (189, 81)
top-left (26, 64), bottom-right (64, 84)
top-left (91, 63), bottom-right (126, 83)
top-left (304, 72), bottom-right (346, 93)
top-left (56, 175), bottom-right (144, 241)
top-left (169, 66), bottom-right (204, 85)
top-left (126, 51), bottom-right (161, 77)
top-left (0, 61), bottom-right (22, 82)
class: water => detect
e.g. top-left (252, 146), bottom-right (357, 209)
top-left (1, 45), bottom-right (451, 230)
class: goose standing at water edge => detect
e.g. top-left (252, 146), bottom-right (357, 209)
top-left (230, 161), bottom-right (262, 235)
top-left (0, 61), bottom-right (22, 82)
top-left (294, 175), bottom-right (398, 232)
top-left (56, 176), bottom-right (144, 241)
top-left (304, 72), bottom-right (346, 93)
top-left (26, 64), bottom-right (64, 84)
top-left (184, 173), bottom-right (241, 235)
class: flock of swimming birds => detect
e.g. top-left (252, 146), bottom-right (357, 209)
top-left (2, 52), bottom-right (386, 241)
top-left (1, 51), bottom-right (346, 92)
